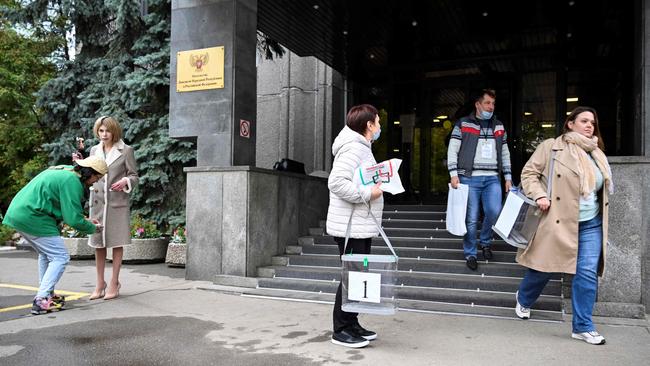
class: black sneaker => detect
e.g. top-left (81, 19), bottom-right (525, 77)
top-left (482, 246), bottom-right (493, 260)
top-left (331, 329), bottom-right (370, 348)
top-left (351, 323), bottom-right (377, 341)
top-left (466, 256), bottom-right (478, 270)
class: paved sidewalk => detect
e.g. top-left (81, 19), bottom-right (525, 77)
top-left (1, 249), bottom-right (648, 366)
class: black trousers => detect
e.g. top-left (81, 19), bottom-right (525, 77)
top-left (333, 236), bottom-right (372, 333)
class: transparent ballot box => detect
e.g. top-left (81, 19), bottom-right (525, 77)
top-left (492, 189), bottom-right (543, 249)
top-left (341, 254), bottom-right (398, 315)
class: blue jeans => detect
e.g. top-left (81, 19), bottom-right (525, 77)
top-left (516, 215), bottom-right (602, 332)
top-left (459, 175), bottom-right (502, 259)
top-left (20, 233), bottom-right (70, 298)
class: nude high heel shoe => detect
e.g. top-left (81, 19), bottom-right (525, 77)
top-left (89, 282), bottom-right (107, 300)
top-left (103, 282), bottom-right (121, 300)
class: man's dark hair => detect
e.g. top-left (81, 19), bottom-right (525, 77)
top-left (473, 88), bottom-right (496, 104)
top-left (346, 104), bottom-right (379, 135)
top-left (73, 164), bottom-right (100, 182)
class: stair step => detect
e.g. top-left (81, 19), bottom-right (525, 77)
top-left (309, 227), bottom-right (325, 236)
top-left (307, 226), bottom-right (501, 242)
top-left (254, 277), bottom-right (561, 311)
top-left (384, 204), bottom-right (447, 212)
top-left (301, 236), bottom-right (517, 252)
top-left (382, 219), bottom-right (447, 229)
top-left (241, 287), bottom-right (563, 322)
top-left (259, 266), bottom-right (561, 295)
top-left (383, 211), bottom-right (446, 220)
top-left (383, 227), bottom-right (465, 239)
top-left (298, 244), bottom-right (517, 262)
top-left (281, 254), bottom-right (557, 278)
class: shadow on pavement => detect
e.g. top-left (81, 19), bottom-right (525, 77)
top-left (0, 316), bottom-right (321, 366)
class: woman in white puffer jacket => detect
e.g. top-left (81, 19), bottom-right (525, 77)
top-left (327, 104), bottom-right (384, 348)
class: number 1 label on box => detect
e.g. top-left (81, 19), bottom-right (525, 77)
top-left (348, 271), bottom-right (381, 303)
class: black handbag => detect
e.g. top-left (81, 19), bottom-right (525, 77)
top-left (273, 158), bottom-right (306, 174)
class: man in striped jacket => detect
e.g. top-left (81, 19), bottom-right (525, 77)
top-left (447, 89), bottom-right (512, 270)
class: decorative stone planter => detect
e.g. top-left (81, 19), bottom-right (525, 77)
top-left (107, 237), bottom-right (169, 264)
top-left (62, 237), bottom-right (95, 260)
top-left (165, 243), bottom-right (187, 267)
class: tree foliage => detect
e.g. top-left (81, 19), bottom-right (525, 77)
top-left (0, 0), bottom-right (57, 213)
top-left (5, 0), bottom-right (195, 229)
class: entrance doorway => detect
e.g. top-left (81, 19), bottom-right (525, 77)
top-left (376, 79), bottom-right (513, 204)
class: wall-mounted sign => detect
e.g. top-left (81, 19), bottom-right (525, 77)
top-left (176, 46), bottom-right (224, 92)
top-left (240, 119), bottom-right (251, 138)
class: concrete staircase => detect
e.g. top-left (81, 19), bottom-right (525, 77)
top-left (244, 204), bottom-right (564, 321)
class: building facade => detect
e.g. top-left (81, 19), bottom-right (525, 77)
top-left (170, 0), bottom-right (650, 316)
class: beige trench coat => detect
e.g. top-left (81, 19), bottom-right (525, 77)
top-left (88, 140), bottom-right (139, 248)
top-left (516, 136), bottom-right (609, 276)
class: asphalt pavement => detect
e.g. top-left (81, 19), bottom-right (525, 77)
top-left (1, 248), bottom-right (649, 366)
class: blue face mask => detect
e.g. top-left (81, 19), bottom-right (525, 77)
top-left (480, 110), bottom-right (493, 120)
top-left (372, 126), bottom-right (381, 142)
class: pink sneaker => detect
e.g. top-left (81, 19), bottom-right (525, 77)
top-left (31, 297), bottom-right (59, 315)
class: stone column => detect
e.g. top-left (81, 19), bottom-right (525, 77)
top-left (169, 0), bottom-right (258, 281)
top-left (643, 0), bottom-right (650, 157)
top-left (169, 0), bottom-right (257, 166)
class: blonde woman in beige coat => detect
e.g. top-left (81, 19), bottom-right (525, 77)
top-left (514, 106), bottom-right (612, 345)
top-left (86, 116), bottom-right (138, 300)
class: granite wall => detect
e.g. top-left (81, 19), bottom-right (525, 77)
top-left (184, 166), bottom-right (329, 281)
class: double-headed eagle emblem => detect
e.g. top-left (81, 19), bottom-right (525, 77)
top-left (190, 53), bottom-right (209, 72)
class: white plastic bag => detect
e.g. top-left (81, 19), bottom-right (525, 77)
top-left (445, 183), bottom-right (468, 236)
top-left (492, 188), bottom-right (542, 249)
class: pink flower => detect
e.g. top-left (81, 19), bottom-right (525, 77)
top-left (136, 227), bottom-right (145, 237)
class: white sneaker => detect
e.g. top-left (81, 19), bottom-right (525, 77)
top-left (515, 291), bottom-right (530, 319)
top-left (572, 331), bottom-right (606, 345)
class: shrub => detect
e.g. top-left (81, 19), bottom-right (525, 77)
top-left (170, 224), bottom-right (186, 244)
top-left (130, 215), bottom-right (161, 239)
top-left (0, 224), bottom-right (16, 246)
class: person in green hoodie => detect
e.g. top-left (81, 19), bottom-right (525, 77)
top-left (2, 156), bottom-right (108, 314)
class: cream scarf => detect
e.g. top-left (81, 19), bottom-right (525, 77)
top-left (563, 131), bottom-right (614, 198)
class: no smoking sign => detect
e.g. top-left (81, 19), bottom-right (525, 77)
top-left (239, 119), bottom-right (252, 138)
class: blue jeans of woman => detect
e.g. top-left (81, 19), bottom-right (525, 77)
top-left (517, 215), bottom-right (602, 332)
top-left (20, 232), bottom-right (70, 298)
top-left (459, 175), bottom-right (502, 259)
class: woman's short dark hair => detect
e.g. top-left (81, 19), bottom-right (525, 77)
top-left (73, 165), bottom-right (100, 182)
top-left (346, 104), bottom-right (378, 135)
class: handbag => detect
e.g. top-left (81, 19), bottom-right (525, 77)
top-left (492, 151), bottom-right (556, 248)
top-left (272, 158), bottom-right (305, 174)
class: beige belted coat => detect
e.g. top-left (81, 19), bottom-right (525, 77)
top-left (88, 140), bottom-right (139, 248)
top-left (516, 136), bottom-right (609, 276)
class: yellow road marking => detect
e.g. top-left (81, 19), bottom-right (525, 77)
top-left (0, 283), bottom-right (90, 313)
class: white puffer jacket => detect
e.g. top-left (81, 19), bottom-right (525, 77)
top-left (326, 126), bottom-right (384, 239)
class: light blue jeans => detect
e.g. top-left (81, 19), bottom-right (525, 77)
top-left (20, 233), bottom-right (70, 299)
top-left (459, 175), bottom-right (502, 259)
top-left (516, 215), bottom-right (602, 332)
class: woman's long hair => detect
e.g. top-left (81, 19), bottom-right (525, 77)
top-left (562, 106), bottom-right (605, 151)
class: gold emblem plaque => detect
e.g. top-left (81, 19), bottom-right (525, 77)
top-left (176, 46), bottom-right (225, 92)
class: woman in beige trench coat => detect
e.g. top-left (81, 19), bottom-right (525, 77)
top-left (85, 116), bottom-right (138, 300)
top-left (513, 106), bottom-right (613, 345)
